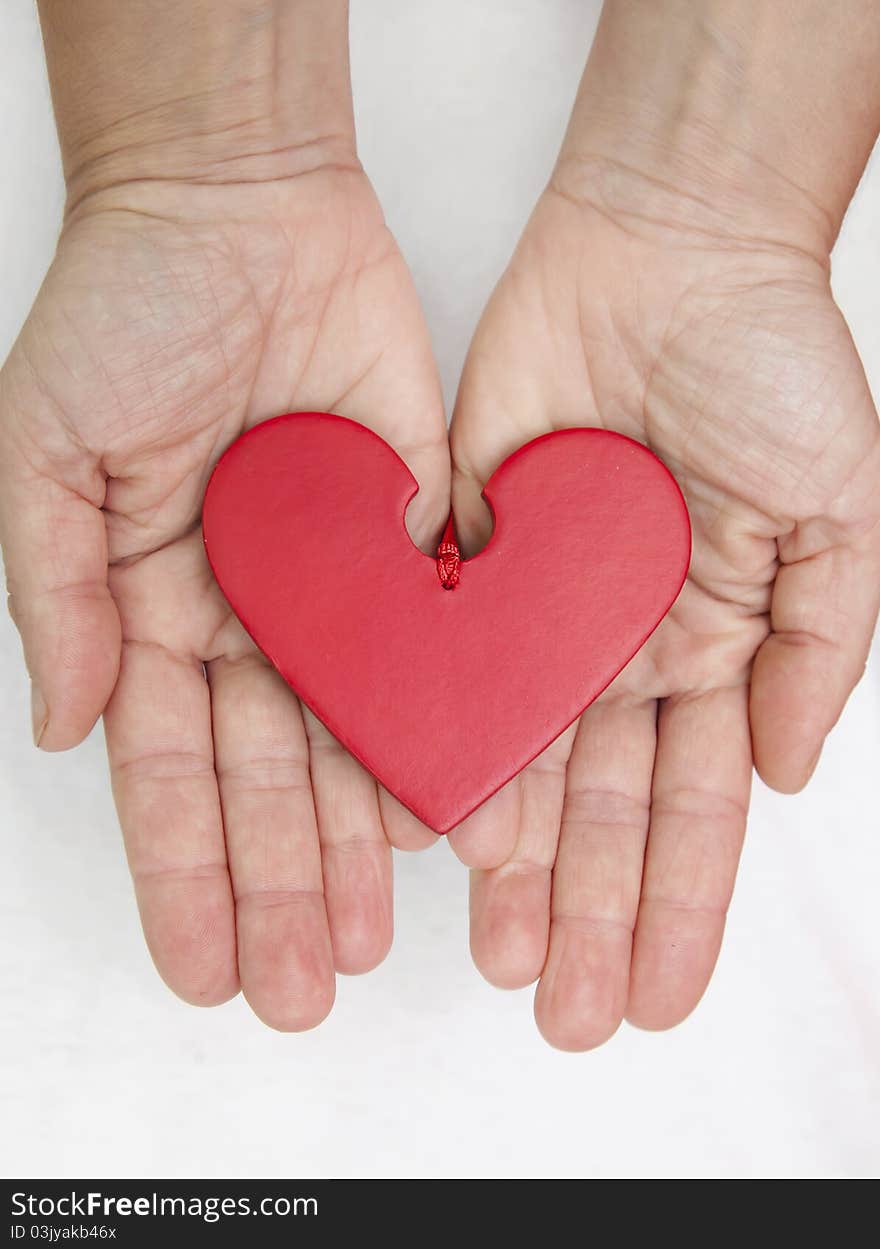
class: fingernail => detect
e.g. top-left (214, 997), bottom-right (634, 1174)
top-left (31, 684), bottom-right (48, 748)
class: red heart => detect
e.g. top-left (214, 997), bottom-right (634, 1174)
top-left (203, 414), bottom-right (689, 832)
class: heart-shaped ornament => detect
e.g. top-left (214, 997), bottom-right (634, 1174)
top-left (203, 413), bottom-right (690, 832)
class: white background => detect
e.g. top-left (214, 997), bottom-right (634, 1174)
top-left (1, 0), bottom-right (878, 1179)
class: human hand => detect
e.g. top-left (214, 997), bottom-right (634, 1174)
top-left (448, 1), bottom-right (880, 1049)
top-left (0, 2), bottom-right (448, 1029)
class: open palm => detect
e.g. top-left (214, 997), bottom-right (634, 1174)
top-left (0, 168), bottom-right (448, 1029)
top-left (449, 172), bottom-right (880, 1049)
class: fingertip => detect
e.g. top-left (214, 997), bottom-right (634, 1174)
top-left (624, 992), bottom-right (701, 1033)
top-left (237, 893), bottom-right (336, 1033)
top-left (245, 978), bottom-right (336, 1034)
top-left (36, 709), bottom-right (110, 753)
top-left (27, 589), bottom-right (121, 751)
top-left (533, 923), bottom-right (629, 1053)
top-left (150, 909), bottom-right (239, 1008)
top-left (469, 869), bottom-right (549, 990)
top-left (320, 841), bottom-right (393, 975)
top-left (168, 974), bottom-right (240, 1011)
top-left (753, 747), bottom-right (820, 796)
top-left (31, 683), bottom-right (49, 748)
top-left (750, 619), bottom-right (856, 800)
top-left (447, 781), bottom-right (520, 870)
top-left (330, 902), bottom-right (393, 977)
top-left (471, 938), bottom-right (543, 991)
top-left (378, 789), bottom-right (440, 851)
top-left (626, 902), bottom-right (724, 1032)
top-left (534, 989), bottom-right (623, 1054)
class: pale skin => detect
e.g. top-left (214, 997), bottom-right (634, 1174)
top-left (0, 0), bottom-right (452, 1030)
top-left (1, 1), bottom-right (879, 1046)
top-left (448, 2), bottom-right (880, 1047)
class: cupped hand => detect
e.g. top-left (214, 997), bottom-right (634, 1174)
top-left (449, 157), bottom-right (880, 1049)
top-left (0, 164), bottom-right (448, 1028)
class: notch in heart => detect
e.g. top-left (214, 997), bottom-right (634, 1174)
top-left (202, 413), bottom-right (690, 833)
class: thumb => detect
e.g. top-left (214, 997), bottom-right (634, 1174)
top-left (0, 390), bottom-right (121, 750)
top-left (750, 418), bottom-right (880, 790)
top-left (750, 524), bottom-right (880, 792)
top-left (449, 262), bottom-right (563, 558)
top-left (450, 346), bottom-right (547, 559)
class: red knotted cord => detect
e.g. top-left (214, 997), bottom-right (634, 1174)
top-left (436, 513), bottom-right (461, 590)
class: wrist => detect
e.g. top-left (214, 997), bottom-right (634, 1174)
top-left (37, 0), bottom-right (358, 214)
top-left (555, 0), bottom-right (880, 261)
